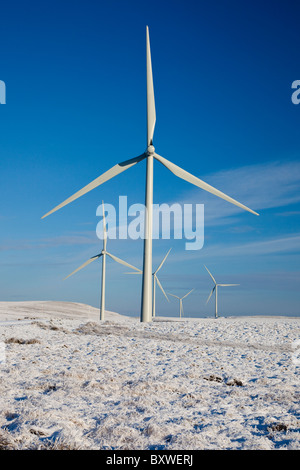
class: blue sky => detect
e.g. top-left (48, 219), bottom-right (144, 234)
top-left (1, 0), bottom-right (300, 317)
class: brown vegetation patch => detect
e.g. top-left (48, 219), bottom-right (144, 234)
top-left (5, 338), bottom-right (41, 345)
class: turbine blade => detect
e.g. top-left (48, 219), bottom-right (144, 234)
top-left (218, 284), bottom-right (239, 287)
top-left (63, 254), bottom-right (101, 280)
top-left (206, 287), bottom-right (215, 304)
top-left (182, 288), bottom-right (194, 299)
top-left (41, 154), bottom-right (146, 219)
top-left (105, 251), bottom-right (141, 272)
top-left (168, 293), bottom-right (180, 299)
top-left (154, 153), bottom-right (259, 216)
top-left (124, 271), bottom-right (142, 275)
top-left (155, 275), bottom-right (169, 302)
top-left (146, 26), bottom-right (156, 146)
top-left (204, 265), bottom-right (217, 284)
top-left (154, 248), bottom-right (172, 274)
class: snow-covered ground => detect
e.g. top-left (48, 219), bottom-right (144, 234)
top-left (0, 301), bottom-right (299, 450)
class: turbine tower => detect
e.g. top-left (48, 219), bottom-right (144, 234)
top-left (64, 203), bottom-right (141, 320)
top-left (41, 26), bottom-right (259, 323)
top-left (204, 265), bottom-right (239, 318)
top-left (168, 289), bottom-right (194, 318)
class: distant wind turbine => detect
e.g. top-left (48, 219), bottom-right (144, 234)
top-left (168, 289), bottom-right (194, 318)
top-left (152, 248), bottom-right (171, 318)
top-left (64, 203), bottom-right (141, 320)
top-left (42, 26), bottom-right (258, 323)
top-left (204, 265), bottom-right (239, 319)
top-left (126, 247), bottom-right (171, 318)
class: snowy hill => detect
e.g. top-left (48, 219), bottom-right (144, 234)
top-left (0, 301), bottom-right (299, 450)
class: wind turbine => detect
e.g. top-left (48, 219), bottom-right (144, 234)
top-left (152, 248), bottom-right (171, 318)
top-left (168, 289), bottom-right (194, 319)
top-left (64, 203), bottom-right (141, 320)
top-left (125, 247), bottom-right (171, 318)
top-left (204, 265), bottom-right (239, 319)
top-left (41, 26), bottom-right (259, 323)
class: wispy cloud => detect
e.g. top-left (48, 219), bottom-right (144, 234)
top-left (198, 233), bottom-right (300, 258)
top-left (2, 161), bottom-right (300, 257)
top-left (276, 210), bottom-right (300, 217)
top-left (0, 231), bottom-right (98, 252)
top-left (174, 160), bottom-right (300, 225)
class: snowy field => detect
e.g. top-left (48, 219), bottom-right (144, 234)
top-left (0, 301), bottom-right (299, 450)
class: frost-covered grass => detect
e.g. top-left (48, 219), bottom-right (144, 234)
top-left (0, 301), bottom-right (299, 450)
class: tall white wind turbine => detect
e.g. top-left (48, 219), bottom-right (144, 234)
top-left (168, 289), bottom-right (194, 318)
top-left (64, 203), bottom-right (141, 320)
top-left (204, 265), bottom-right (239, 319)
top-left (42, 26), bottom-right (258, 323)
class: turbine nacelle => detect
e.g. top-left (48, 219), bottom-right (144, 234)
top-left (147, 145), bottom-right (155, 156)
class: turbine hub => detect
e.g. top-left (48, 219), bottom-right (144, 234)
top-left (147, 145), bottom-right (155, 155)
